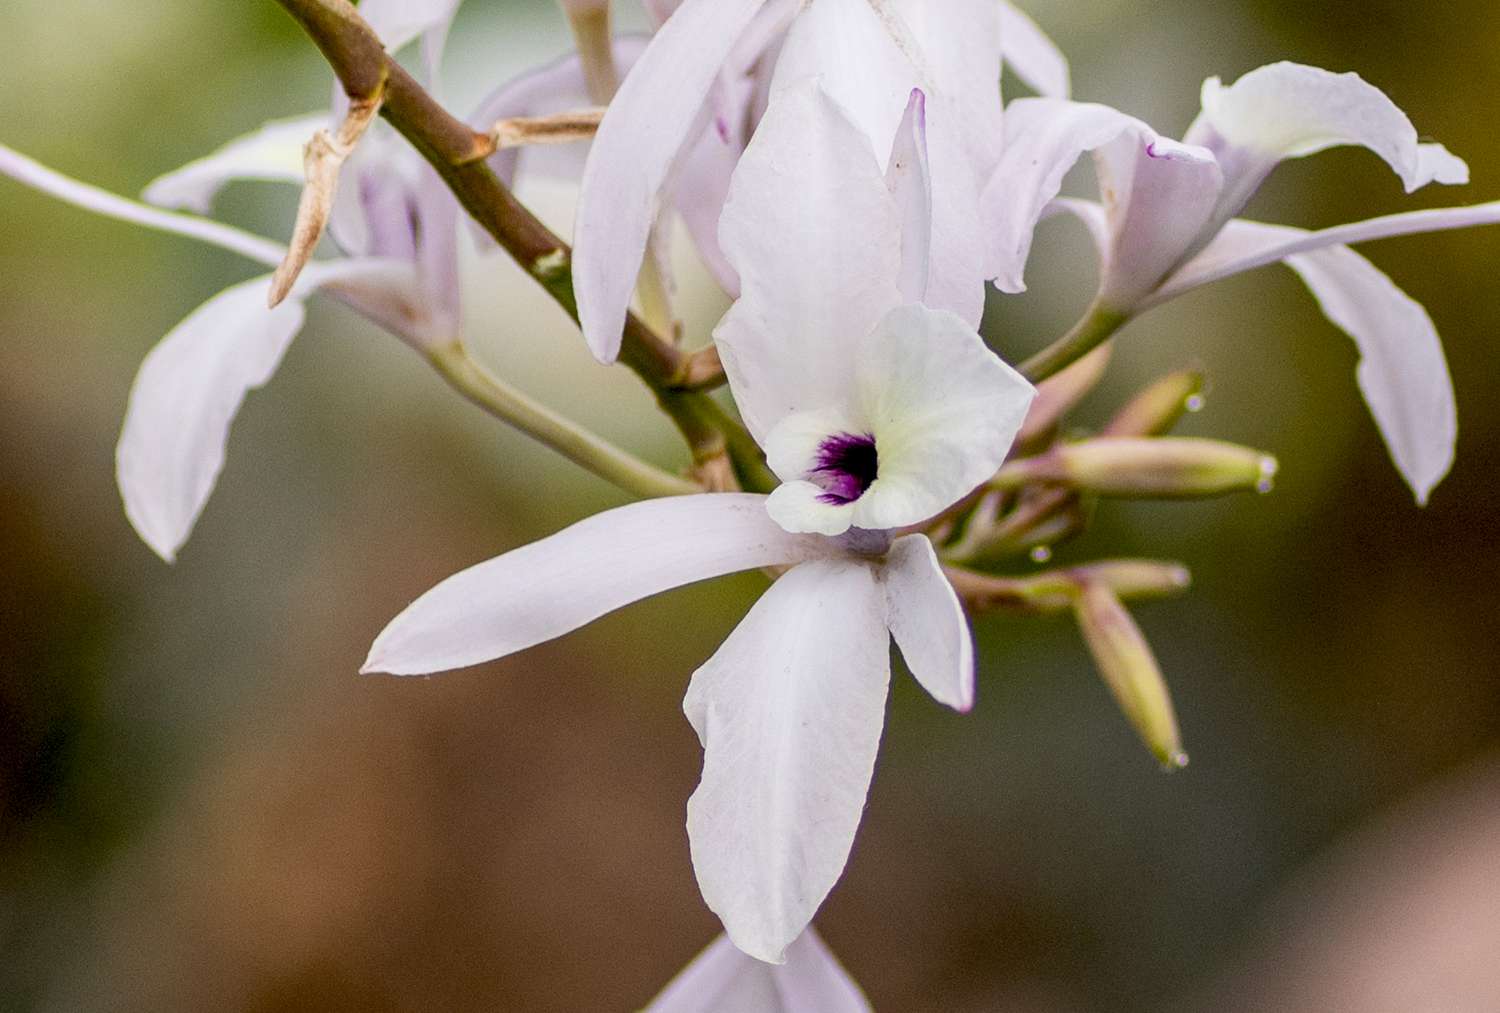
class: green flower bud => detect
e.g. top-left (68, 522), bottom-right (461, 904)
top-left (1073, 582), bottom-right (1186, 770)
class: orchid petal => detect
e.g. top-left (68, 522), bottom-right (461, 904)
top-left (141, 114), bottom-right (329, 214)
top-left (116, 260), bottom-right (401, 562)
top-left (1286, 243), bottom-right (1455, 504)
top-left (0, 143), bottom-right (284, 268)
top-left (1091, 132), bottom-right (1223, 308)
top-left (1152, 202), bottom-right (1500, 305)
top-left (715, 80), bottom-right (902, 443)
top-left (850, 305), bottom-right (1034, 532)
top-left (574, 0), bottom-right (766, 362)
top-left (363, 494), bottom-right (826, 675)
top-left (982, 99), bottom-right (1155, 293)
top-left (885, 89), bottom-right (934, 306)
top-left (1189, 220), bottom-right (1456, 503)
top-left (684, 558), bottom-right (890, 964)
top-left (646, 930), bottom-right (871, 1012)
top-left (881, 535), bottom-right (975, 712)
top-left (998, 1), bottom-right (1071, 99)
top-left (1187, 62), bottom-right (1469, 198)
top-left (770, 0), bottom-right (919, 166)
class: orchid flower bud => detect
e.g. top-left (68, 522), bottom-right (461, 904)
top-left (555, 0), bottom-right (618, 104)
top-left (1103, 369), bottom-right (1205, 437)
top-left (1073, 581), bottom-right (1187, 769)
top-left (998, 437), bottom-right (1277, 498)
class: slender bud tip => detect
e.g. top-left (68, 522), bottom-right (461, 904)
top-left (1185, 393), bottom-right (1205, 413)
top-left (1255, 455), bottom-right (1279, 494)
top-left (1161, 750), bottom-right (1190, 771)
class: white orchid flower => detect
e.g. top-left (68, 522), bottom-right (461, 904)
top-left (572, 0), bottom-right (1067, 361)
top-left (645, 929), bottom-right (869, 1012)
top-left (984, 61), bottom-right (1500, 503)
top-left (362, 81), bottom-right (1036, 964)
top-left (0, 1), bottom-right (472, 560)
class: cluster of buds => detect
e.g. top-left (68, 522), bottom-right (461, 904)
top-left (2, 0), bottom-right (1494, 1006)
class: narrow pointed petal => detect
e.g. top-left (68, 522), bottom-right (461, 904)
top-left (1187, 62), bottom-right (1469, 197)
top-left (849, 305), bottom-right (1035, 532)
top-left (0, 143), bottom-right (285, 268)
top-left (1285, 243), bottom-right (1455, 503)
top-left (998, 1), bottom-right (1071, 99)
top-left (714, 80), bottom-right (902, 443)
top-left (574, 0), bottom-right (766, 362)
top-left (1158, 216), bottom-right (1460, 504)
top-left (114, 260), bottom-right (395, 562)
top-left (885, 89), bottom-right (934, 306)
top-left (1152, 202), bottom-right (1500, 305)
top-left (364, 494), bottom-right (826, 676)
top-left (646, 930), bottom-right (871, 1012)
top-left (142, 114), bottom-right (330, 214)
top-left (881, 535), bottom-right (975, 712)
top-left (982, 99), bottom-right (1155, 293)
top-left (685, 559), bottom-right (890, 964)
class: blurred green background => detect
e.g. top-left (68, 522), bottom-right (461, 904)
top-left (2, 1), bottom-right (1498, 1010)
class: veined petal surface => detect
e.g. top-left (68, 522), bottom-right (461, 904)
top-left (364, 494), bottom-right (826, 675)
top-left (715, 80), bottom-right (902, 443)
top-left (684, 558), bottom-right (890, 964)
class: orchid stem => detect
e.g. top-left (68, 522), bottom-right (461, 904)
top-left (428, 343), bottom-right (700, 499)
top-left (271, 0), bottom-right (760, 487)
top-left (1019, 302), bottom-right (1130, 384)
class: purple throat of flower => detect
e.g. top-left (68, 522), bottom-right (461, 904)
top-left (811, 432), bottom-right (879, 505)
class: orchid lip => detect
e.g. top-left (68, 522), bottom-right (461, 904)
top-left (810, 431), bottom-right (878, 505)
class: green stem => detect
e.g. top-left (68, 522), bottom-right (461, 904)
top-left (429, 343), bottom-right (699, 499)
top-left (1020, 302), bottom-right (1131, 384)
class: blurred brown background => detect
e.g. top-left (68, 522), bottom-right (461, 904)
top-left (2, 1), bottom-right (1498, 1010)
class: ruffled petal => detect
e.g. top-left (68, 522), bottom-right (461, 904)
top-left (684, 558), bottom-right (890, 964)
top-left (574, 0), bottom-right (766, 362)
top-left (646, 930), bottom-right (871, 1012)
top-left (850, 304), bottom-right (1034, 532)
top-left (982, 99), bottom-right (1157, 293)
top-left (1091, 131), bottom-right (1223, 308)
top-left (881, 535), bottom-right (975, 712)
top-left (1185, 61), bottom-right (1469, 223)
top-left (714, 79), bottom-right (902, 442)
top-left (363, 494), bottom-right (826, 675)
top-left (142, 114), bottom-right (329, 214)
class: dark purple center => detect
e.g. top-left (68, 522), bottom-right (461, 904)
top-left (811, 432), bottom-right (879, 505)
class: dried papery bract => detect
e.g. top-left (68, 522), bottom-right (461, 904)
top-left (268, 90), bottom-right (384, 307)
top-left (486, 107), bottom-right (605, 152)
top-left (555, 0), bottom-right (619, 104)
